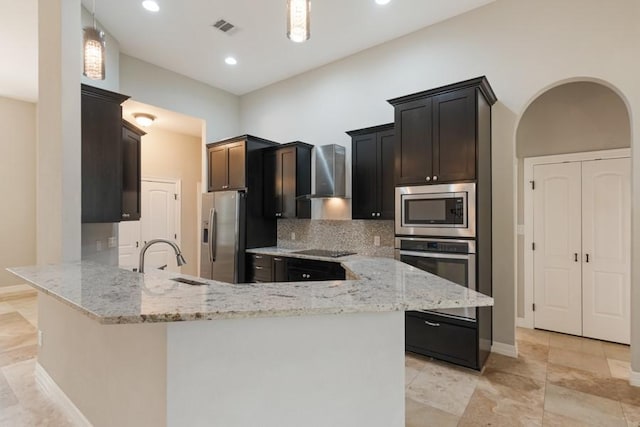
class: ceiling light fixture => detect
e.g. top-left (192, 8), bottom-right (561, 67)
top-left (83, 0), bottom-right (106, 80)
top-left (133, 113), bottom-right (156, 127)
top-left (375, 0), bottom-right (391, 4)
top-left (142, 0), bottom-right (160, 12)
top-left (225, 56), bottom-right (238, 65)
top-left (287, 0), bottom-right (310, 43)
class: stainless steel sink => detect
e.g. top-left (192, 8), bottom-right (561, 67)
top-left (171, 277), bottom-right (209, 286)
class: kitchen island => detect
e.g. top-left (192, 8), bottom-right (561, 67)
top-left (9, 255), bottom-right (492, 427)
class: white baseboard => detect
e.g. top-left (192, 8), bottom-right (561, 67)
top-left (516, 317), bottom-right (533, 329)
top-left (630, 370), bottom-right (640, 387)
top-left (491, 341), bottom-right (518, 358)
top-left (35, 363), bottom-right (92, 427)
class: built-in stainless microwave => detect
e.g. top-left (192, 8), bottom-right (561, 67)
top-left (395, 183), bottom-right (476, 238)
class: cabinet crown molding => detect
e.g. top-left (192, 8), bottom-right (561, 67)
top-left (387, 76), bottom-right (497, 106)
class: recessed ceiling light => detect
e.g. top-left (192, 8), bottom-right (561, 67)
top-left (225, 56), bottom-right (238, 65)
top-left (142, 1), bottom-right (160, 12)
top-left (375, 0), bottom-right (391, 4)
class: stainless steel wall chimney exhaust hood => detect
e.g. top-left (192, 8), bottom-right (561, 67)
top-left (298, 144), bottom-right (346, 199)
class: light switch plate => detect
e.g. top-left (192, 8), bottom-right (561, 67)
top-left (107, 237), bottom-right (117, 248)
top-left (373, 236), bottom-right (380, 247)
top-left (291, 232), bottom-right (296, 241)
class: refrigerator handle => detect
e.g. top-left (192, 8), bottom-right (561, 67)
top-left (210, 208), bottom-right (217, 261)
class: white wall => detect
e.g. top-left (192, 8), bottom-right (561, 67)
top-left (140, 128), bottom-right (202, 277)
top-left (119, 54), bottom-right (241, 190)
top-left (0, 97), bottom-right (36, 286)
top-left (239, 0), bottom-right (640, 351)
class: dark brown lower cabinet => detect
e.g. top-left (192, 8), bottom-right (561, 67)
top-left (246, 254), bottom-right (345, 283)
top-left (405, 311), bottom-right (483, 370)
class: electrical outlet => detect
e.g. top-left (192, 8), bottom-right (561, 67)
top-left (373, 236), bottom-right (381, 247)
top-left (96, 240), bottom-right (103, 251)
top-left (107, 237), bottom-right (117, 248)
top-left (38, 330), bottom-right (43, 347)
top-left (291, 232), bottom-right (296, 241)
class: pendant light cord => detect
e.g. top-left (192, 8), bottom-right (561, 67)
top-left (92, 0), bottom-right (97, 29)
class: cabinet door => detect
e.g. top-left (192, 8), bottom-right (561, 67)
top-left (352, 133), bottom-right (378, 219)
top-left (378, 129), bottom-right (395, 220)
top-left (279, 147), bottom-right (297, 218)
top-left (273, 256), bottom-right (288, 282)
top-left (394, 98), bottom-right (433, 185)
top-left (81, 94), bottom-right (123, 222)
top-left (121, 126), bottom-right (141, 221)
top-left (227, 142), bottom-right (246, 190)
top-left (208, 145), bottom-right (228, 191)
top-left (263, 150), bottom-right (279, 218)
top-left (432, 89), bottom-right (476, 182)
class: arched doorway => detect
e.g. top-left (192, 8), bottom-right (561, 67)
top-left (516, 81), bottom-right (631, 343)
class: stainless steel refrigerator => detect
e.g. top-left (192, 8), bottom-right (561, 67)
top-left (200, 191), bottom-right (246, 283)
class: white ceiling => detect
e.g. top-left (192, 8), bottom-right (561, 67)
top-left (85, 0), bottom-right (494, 95)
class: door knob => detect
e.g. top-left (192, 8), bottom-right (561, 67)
top-left (425, 177), bottom-right (431, 182)
top-left (371, 213), bottom-right (375, 217)
top-left (433, 176), bottom-right (438, 181)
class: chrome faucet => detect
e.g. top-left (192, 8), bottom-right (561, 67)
top-left (138, 239), bottom-right (186, 274)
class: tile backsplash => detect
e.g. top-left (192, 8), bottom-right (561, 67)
top-left (277, 219), bottom-right (395, 258)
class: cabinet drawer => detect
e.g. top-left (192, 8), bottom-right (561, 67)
top-left (250, 254), bottom-right (272, 268)
top-left (252, 266), bottom-right (272, 282)
top-left (405, 311), bottom-right (478, 369)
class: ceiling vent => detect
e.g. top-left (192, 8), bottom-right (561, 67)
top-left (212, 19), bottom-right (237, 34)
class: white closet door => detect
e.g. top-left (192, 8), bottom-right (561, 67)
top-left (533, 162), bottom-right (582, 335)
top-left (141, 180), bottom-right (180, 273)
top-left (582, 158), bottom-right (631, 344)
top-left (118, 220), bottom-right (141, 271)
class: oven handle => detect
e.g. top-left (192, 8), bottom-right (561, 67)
top-left (398, 250), bottom-right (474, 260)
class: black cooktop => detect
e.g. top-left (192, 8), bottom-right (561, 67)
top-left (292, 249), bottom-right (357, 258)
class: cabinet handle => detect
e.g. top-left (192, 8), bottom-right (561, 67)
top-left (433, 176), bottom-right (438, 181)
top-left (377, 213), bottom-right (381, 217)
top-left (274, 258), bottom-right (282, 261)
top-left (371, 213), bottom-right (375, 217)
top-left (574, 253), bottom-right (578, 262)
top-left (425, 177), bottom-right (431, 182)
top-left (586, 254), bottom-right (590, 263)
top-left (136, 241), bottom-right (139, 248)
top-left (424, 321), bottom-right (441, 327)
top-left (255, 255), bottom-right (263, 259)
top-left (122, 213), bottom-right (130, 218)
top-left (255, 266), bottom-right (264, 270)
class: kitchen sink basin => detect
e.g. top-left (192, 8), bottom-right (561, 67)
top-left (171, 277), bottom-right (209, 286)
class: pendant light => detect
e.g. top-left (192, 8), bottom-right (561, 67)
top-left (287, 0), bottom-right (310, 43)
top-left (83, 0), bottom-right (106, 80)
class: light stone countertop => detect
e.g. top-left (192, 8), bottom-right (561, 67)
top-left (8, 248), bottom-right (493, 325)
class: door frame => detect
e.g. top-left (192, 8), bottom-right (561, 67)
top-left (520, 148), bottom-right (630, 328)
top-left (141, 177), bottom-right (182, 250)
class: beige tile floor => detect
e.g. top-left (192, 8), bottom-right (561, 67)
top-left (1, 287), bottom-right (639, 426)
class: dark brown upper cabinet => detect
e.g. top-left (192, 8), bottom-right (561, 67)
top-left (81, 84), bottom-right (130, 223)
top-left (388, 77), bottom-right (497, 186)
top-left (121, 120), bottom-right (145, 221)
top-left (263, 142), bottom-right (312, 219)
top-left (347, 124), bottom-right (395, 220)
top-left (206, 135), bottom-right (279, 193)
top-left (207, 140), bottom-right (246, 191)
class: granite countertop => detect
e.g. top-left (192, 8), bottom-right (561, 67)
top-left (8, 248), bottom-right (493, 325)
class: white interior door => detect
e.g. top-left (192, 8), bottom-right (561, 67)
top-left (533, 162), bottom-right (582, 335)
top-left (118, 221), bottom-right (141, 271)
top-left (141, 180), bottom-right (180, 273)
top-left (582, 158), bottom-right (631, 344)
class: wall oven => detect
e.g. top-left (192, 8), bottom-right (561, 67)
top-left (395, 183), bottom-right (476, 238)
top-left (395, 237), bottom-right (476, 321)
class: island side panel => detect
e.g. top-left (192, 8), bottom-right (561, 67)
top-left (37, 292), bottom-right (167, 427)
top-left (166, 311), bottom-right (405, 427)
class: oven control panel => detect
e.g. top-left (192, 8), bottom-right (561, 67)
top-left (396, 238), bottom-right (475, 254)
